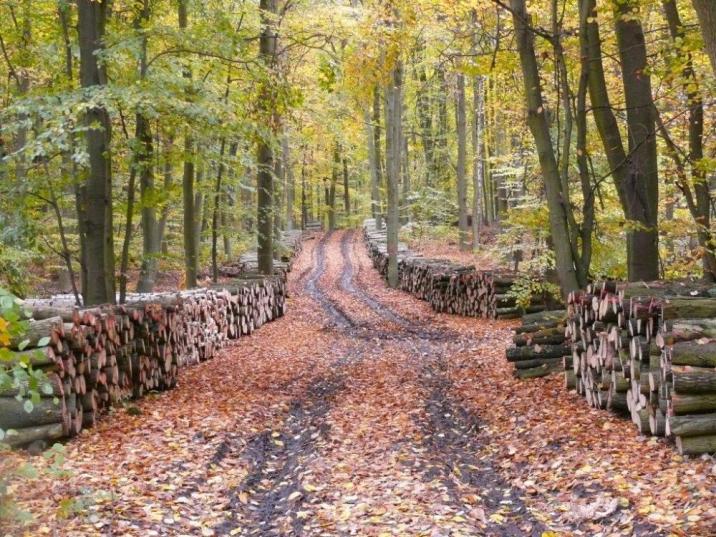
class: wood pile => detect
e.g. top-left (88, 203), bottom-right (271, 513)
top-left (363, 219), bottom-right (558, 319)
top-left (505, 310), bottom-right (569, 379)
top-left (304, 221), bottom-right (323, 232)
top-left (564, 279), bottom-right (716, 455)
top-left (1, 238), bottom-right (301, 450)
top-left (219, 230), bottom-right (302, 278)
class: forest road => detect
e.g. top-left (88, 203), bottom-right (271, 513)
top-left (214, 230), bottom-right (664, 536)
top-left (11, 230), bottom-right (698, 537)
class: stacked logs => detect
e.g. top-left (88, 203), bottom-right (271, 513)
top-left (219, 230), bottom-right (302, 278)
top-left (564, 280), bottom-right (716, 455)
top-left (363, 219), bottom-right (557, 319)
top-left (1, 242), bottom-right (299, 449)
top-left (505, 310), bottom-right (569, 379)
top-left (658, 299), bottom-right (716, 455)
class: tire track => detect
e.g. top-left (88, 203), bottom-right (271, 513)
top-left (217, 231), bottom-right (370, 536)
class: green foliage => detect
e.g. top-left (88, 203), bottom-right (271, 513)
top-left (0, 287), bottom-right (65, 525)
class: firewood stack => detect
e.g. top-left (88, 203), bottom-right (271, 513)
top-left (219, 230), bottom-right (302, 278)
top-left (657, 298), bottom-right (716, 455)
top-left (505, 310), bottom-right (569, 379)
top-left (563, 279), bottom-right (716, 455)
top-left (363, 219), bottom-right (557, 319)
top-left (1, 242), bottom-right (300, 450)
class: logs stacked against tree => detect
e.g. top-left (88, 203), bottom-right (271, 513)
top-left (505, 310), bottom-right (569, 379)
top-left (363, 219), bottom-right (557, 319)
top-left (564, 279), bottom-right (716, 455)
top-left (1, 245), bottom-right (299, 449)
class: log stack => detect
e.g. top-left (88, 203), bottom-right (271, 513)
top-left (363, 219), bottom-right (558, 319)
top-left (505, 310), bottom-right (569, 379)
top-left (219, 230), bottom-right (302, 278)
top-left (563, 280), bottom-right (716, 455)
top-left (1, 237), bottom-right (300, 450)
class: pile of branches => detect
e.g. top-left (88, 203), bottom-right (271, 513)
top-left (566, 280), bottom-right (716, 455)
top-left (1, 236), bottom-right (301, 450)
top-left (363, 219), bottom-right (557, 319)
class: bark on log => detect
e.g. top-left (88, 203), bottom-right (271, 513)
top-left (675, 434), bottom-right (716, 455)
top-left (667, 413), bottom-right (716, 437)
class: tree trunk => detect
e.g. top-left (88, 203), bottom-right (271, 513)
top-left (385, 61), bottom-right (402, 288)
top-left (509, 0), bottom-right (580, 295)
top-left (612, 0), bottom-right (660, 281)
top-left (119, 167), bottom-right (137, 304)
top-left (471, 75), bottom-right (485, 249)
top-left (373, 87), bottom-right (384, 228)
top-left (414, 59), bottom-right (436, 187)
top-left (455, 73), bottom-right (469, 251)
top-left (77, 0), bottom-right (115, 305)
top-left (328, 145), bottom-right (338, 230)
top-left (342, 157), bottom-right (350, 219)
top-left (157, 135), bottom-right (174, 255)
top-left (178, 0), bottom-right (197, 288)
top-left (434, 66), bottom-right (449, 185)
top-left (212, 138), bottom-right (227, 283)
top-left (256, 0), bottom-right (277, 275)
top-left (692, 0), bottom-right (716, 75)
top-left (401, 118), bottom-right (410, 223)
top-left (301, 151), bottom-right (308, 228)
top-left (132, 0), bottom-right (159, 294)
top-left (366, 109), bottom-right (380, 223)
top-left (582, 0), bottom-right (658, 282)
top-left (283, 133), bottom-right (295, 230)
top-left (661, 0), bottom-right (715, 280)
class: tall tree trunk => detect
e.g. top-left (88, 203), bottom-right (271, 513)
top-left (223, 141), bottom-right (238, 258)
top-left (273, 157), bottom-right (283, 243)
top-left (401, 129), bottom-right (409, 223)
top-left (582, 0), bottom-right (658, 281)
top-left (135, 0), bottom-right (159, 293)
top-left (178, 0), bottom-right (197, 288)
top-left (328, 145), bottom-right (338, 230)
top-left (692, 0), bottom-right (716, 75)
top-left (59, 2), bottom-right (85, 298)
top-left (415, 60), bottom-right (435, 186)
top-left (662, 0), bottom-right (715, 279)
top-left (301, 151), bottom-right (308, 228)
top-left (372, 87), bottom-right (384, 228)
top-left (211, 138), bottom-right (227, 282)
top-left (256, 0), bottom-right (277, 275)
top-left (342, 157), bottom-right (350, 219)
top-left (509, 0), bottom-right (580, 294)
top-left (77, 0), bottom-right (115, 305)
top-left (195, 165), bottom-right (205, 249)
top-left (365, 109), bottom-right (381, 223)
top-left (119, 167), bottom-right (137, 303)
top-left (576, 5), bottom-right (595, 279)
top-left (552, 0), bottom-right (589, 287)
top-left (471, 75), bottom-right (485, 248)
top-left (283, 133), bottom-right (295, 230)
top-left (613, 0), bottom-right (660, 281)
top-left (455, 73), bottom-right (469, 251)
top-left (385, 61), bottom-right (403, 288)
top-left (434, 66), bottom-right (449, 186)
top-left (157, 135), bottom-right (174, 254)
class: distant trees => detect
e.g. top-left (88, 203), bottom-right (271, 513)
top-left (2, 0), bottom-right (716, 302)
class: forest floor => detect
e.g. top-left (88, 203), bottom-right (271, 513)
top-left (4, 230), bottom-right (716, 536)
